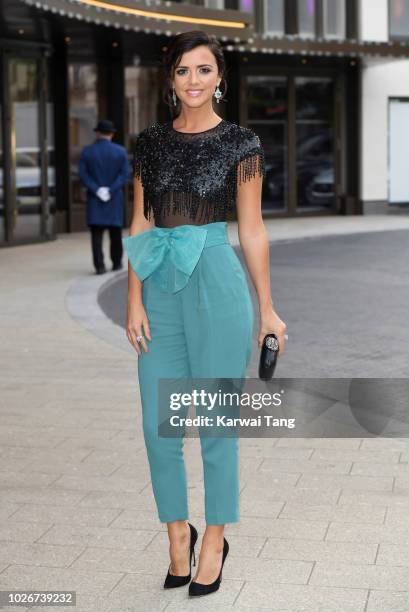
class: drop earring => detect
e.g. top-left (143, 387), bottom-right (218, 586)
top-left (172, 87), bottom-right (177, 106)
top-left (214, 83), bottom-right (222, 104)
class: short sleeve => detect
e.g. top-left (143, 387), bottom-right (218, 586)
top-left (236, 129), bottom-right (266, 185)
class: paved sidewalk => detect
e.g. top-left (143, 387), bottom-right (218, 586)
top-left (1, 215), bottom-right (409, 611)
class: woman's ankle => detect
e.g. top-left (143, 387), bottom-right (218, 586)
top-left (167, 520), bottom-right (190, 543)
top-left (202, 525), bottom-right (224, 543)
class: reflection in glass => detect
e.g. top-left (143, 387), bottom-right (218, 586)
top-left (125, 65), bottom-right (160, 212)
top-left (247, 75), bottom-right (287, 121)
top-left (46, 61), bottom-right (55, 237)
top-left (125, 65), bottom-right (160, 141)
top-left (296, 77), bottom-right (335, 211)
top-left (239, 0), bottom-right (254, 10)
top-left (205, 0), bottom-right (224, 7)
top-left (68, 64), bottom-right (98, 214)
top-left (0, 102), bottom-right (4, 242)
top-left (247, 76), bottom-right (288, 212)
top-left (323, 0), bottom-right (345, 39)
top-left (9, 58), bottom-right (42, 240)
top-left (296, 77), bottom-right (333, 120)
top-left (298, 0), bottom-right (316, 38)
top-left (390, 0), bottom-right (409, 38)
top-left (264, 0), bottom-right (285, 36)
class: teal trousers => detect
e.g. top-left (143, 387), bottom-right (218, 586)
top-left (123, 221), bottom-right (254, 524)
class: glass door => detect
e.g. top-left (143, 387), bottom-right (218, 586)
top-left (124, 64), bottom-right (161, 221)
top-left (246, 75), bottom-right (288, 213)
top-left (45, 59), bottom-right (56, 237)
top-left (8, 57), bottom-right (42, 240)
top-left (244, 71), bottom-right (338, 216)
top-left (0, 73), bottom-right (4, 243)
top-left (68, 63), bottom-right (98, 227)
top-left (295, 76), bottom-right (335, 212)
top-left (1, 53), bottom-right (54, 244)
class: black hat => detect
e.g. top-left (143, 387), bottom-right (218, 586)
top-left (94, 119), bottom-right (117, 133)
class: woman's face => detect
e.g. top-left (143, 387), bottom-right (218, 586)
top-left (172, 45), bottom-right (220, 109)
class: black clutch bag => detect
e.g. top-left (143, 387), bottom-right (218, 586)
top-left (258, 333), bottom-right (279, 381)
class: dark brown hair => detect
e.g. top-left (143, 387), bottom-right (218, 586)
top-left (161, 30), bottom-right (228, 115)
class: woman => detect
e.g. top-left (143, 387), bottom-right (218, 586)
top-left (123, 30), bottom-right (287, 597)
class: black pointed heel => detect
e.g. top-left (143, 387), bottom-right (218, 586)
top-left (163, 522), bottom-right (198, 589)
top-left (188, 537), bottom-right (229, 597)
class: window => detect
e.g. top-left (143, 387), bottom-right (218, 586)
top-left (246, 75), bottom-right (288, 212)
top-left (68, 64), bottom-right (98, 210)
top-left (239, 0), bottom-right (254, 10)
top-left (259, 0), bottom-right (350, 40)
top-left (264, 0), bottom-right (285, 36)
top-left (205, 0), bottom-right (225, 7)
top-left (390, 0), bottom-right (409, 39)
top-left (323, 0), bottom-right (346, 39)
top-left (298, 0), bottom-right (316, 38)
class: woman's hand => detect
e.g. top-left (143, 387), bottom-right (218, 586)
top-left (258, 306), bottom-right (287, 357)
top-left (126, 302), bottom-right (152, 356)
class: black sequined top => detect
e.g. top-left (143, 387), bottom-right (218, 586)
top-left (133, 118), bottom-right (266, 227)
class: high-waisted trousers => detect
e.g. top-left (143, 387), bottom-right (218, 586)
top-left (123, 221), bottom-right (254, 524)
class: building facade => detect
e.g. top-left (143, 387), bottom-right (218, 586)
top-left (1, 0), bottom-right (409, 246)
top-left (360, 0), bottom-right (409, 213)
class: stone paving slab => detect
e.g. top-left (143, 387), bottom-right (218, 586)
top-left (0, 541), bottom-right (84, 568)
top-left (309, 561), bottom-right (409, 590)
top-left (37, 525), bottom-right (157, 550)
top-left (235, 583), bottom-right (369, 611)
top-left (367, 590), bottom-right (409, 612)
top-left (0, 564), bottom-right (123, 598)
top-left (277, 502), bottom-right (386, 524)
top-left (1, 217), bottom-right (409, 611)
top-left (260, 538), bottom-right (378, 564)
top-left (377, 543), bottom-right (409, 567)
top-left (326, 522), bottom-right (409, 545)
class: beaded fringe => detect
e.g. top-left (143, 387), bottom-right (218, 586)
top-left (134, 158), bottom-right (142, 181)
top-left (143, 190), bottom-right (230, 224)
top-left (236, 151), bottom-right (266, 185)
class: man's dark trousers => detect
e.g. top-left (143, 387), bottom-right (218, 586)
top-left (90, 225), bottom-right (123, 270)
top-left (79, 137), bottom-right (130, 272)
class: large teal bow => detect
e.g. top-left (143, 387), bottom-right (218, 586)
top-left (122, 225), bottom-right (208, 293)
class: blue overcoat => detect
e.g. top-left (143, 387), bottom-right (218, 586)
top-left (79, 139), bottom-right (130, 227)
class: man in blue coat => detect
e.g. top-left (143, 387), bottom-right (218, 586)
top-left (79, 119), bottom-right (130, 274)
